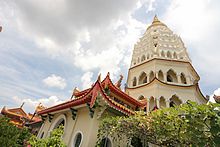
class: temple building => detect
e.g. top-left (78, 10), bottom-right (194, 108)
top-left (1, 103), bottom-right (43, 131)
top-left (36, 16), bottom-right (208, 147)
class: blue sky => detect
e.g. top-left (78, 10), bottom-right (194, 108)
top-left (0, 0), bottom-right (220, 113)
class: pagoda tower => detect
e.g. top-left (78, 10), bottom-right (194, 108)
top-left (126, 15), bottom-right (207, 112)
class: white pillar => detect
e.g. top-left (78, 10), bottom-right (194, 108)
top-left (164, 73), bottom-right (167, 82)
top-left (147, 99), bottom-right (150, 113)
top-left (166, 100), bottom-right (170, 108)
top-left (156, 98), bottom-right (159, 108)
top-left (177, 74), bottom-right (181, 84)
top-left (156, 71), bottom-right (159, 79)
top-left (147, 74), bottom-right (150, 83)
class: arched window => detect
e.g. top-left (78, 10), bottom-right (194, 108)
top-left (170, 95), bottom-right (182, 107)
top-left (149, 71), bottom-right (154, 82)
top-left (40, 132), bottom-right (44, 139)
top-left (100, 137), bottom-right (112, 147)
top-left (138, 72), bottom-right (147, 85)
top-left (132, 77), bottom-right (137, 86)
top-left (141, 55), bottom-right (146, 61)
top-left (149, 97), bottom-right (155, 111)
top-left (159, 97), bottom-right (166, 108)
top-left (161, 51), bottom-right (165, 57)
top-left (137, 57), bottom-right (140, 63)
top-left (53, 118), bottom-right (65, 129)
top-left (173, 52), bottom-right (178, 59)
top-left (131, 137), bottom-right (143, 147)
top-left (158, 70), bottom-right (164, 81)
top-left (167, 69), bottom-right (177, 83)
top-left (180, 73), bottom-right (187, 84)
top-left (73, 132), bottom-right (83, 147)
top-left (147, 54), bottom-right (150, 59)
top-left (49, 114), bottom-right (66, 137)
top-left (138, 95), bottom-right (145, 100)
top-left (167, 51), bottom-right (172, 58)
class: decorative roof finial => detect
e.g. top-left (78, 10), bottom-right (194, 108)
top-left (98, 73), bottom-right (101, 82)
top-left (115, 75), bottom-right (123, 89)
top-left (20, 102), bottom-right (25, 108)
top-left (71, 87), bottom-right (80, 99)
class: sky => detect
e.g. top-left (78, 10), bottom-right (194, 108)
top-left (0, 0), bottom-right (220, 113)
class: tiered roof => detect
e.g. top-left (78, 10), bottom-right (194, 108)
top-left (1, 106), bottom-right (42, 128)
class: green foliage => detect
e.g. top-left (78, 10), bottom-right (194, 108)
top-left (28, 125), bottom-right (66, 147)
top-left (97, 101), bottom-right (220, 146)
top-left (0, 116), bottom-right (31, 147)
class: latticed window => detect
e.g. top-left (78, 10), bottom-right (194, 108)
top-left (73, 133), bottom-right (82, 147)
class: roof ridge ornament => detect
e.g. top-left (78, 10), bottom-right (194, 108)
top-left (98, 73), bottom-right (101, 82)
top-left (20, 102), bottom-right (25, 108)
top-left (115, 75), bottom-right (123, 89)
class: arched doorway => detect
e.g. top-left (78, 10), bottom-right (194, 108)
top-left (149, 97), bottom-right (155, 111)
top-left (139, 72), bottom-right (147, 84)
top-left (169, 95), bottom-right (182, 107)
top-left (167, 69), bottom-right (177, 83)
top-left (159, 97), bottom-right (166, 108)
top-left (158, 70), bottom-right (164, 81)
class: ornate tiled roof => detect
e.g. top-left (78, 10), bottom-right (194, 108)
top-left (38, 73), bottom-right (146, 115)
top-left (1, 105), bottom-right (43, 128)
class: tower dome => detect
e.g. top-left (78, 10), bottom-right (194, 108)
top-left (131, 15), bottom-right (191, 67)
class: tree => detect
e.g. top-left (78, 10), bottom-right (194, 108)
top-left (28, 125), bottom-right (66, 147)
top-left (0, 116), bottom-right (31, 147)
top-left (97, 101), bottom-right (220, 146)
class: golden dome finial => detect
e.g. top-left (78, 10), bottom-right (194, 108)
top-left (153, 15), bottom-right (159, 23)
top-left (147, 15), bottom-right (167, 30)
top-left (152, 14), bottom-right (161, 24)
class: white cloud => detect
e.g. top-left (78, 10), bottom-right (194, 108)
top-left (4, 1), bottom-right (145, 80)
top-left (1, 0), bottom-right (220, 108)
top-left (43, 74), bottom-right (66, 89)
top-left (214, 88), bottom-right (220, 96)
top-left (73, 15), bottom-right (145, 80)
top-left (164, 0), bottom-right (216, 41)
top-left (209, 88), bottom-right (220, 103)
top-left (12, 95), bottom-right (64, 113)
top-left (162, 0), bottom-right (220, 93)
top-left (81, 72), bottom-right (94, 89)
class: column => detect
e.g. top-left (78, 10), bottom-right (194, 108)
top-left (147, 99), bottom-right (150, 113)
top-left (147, 74), bottom-right (150, 83)
top-left (156, 71), bottom-right (159, 79)
top-left (166, 100), bottom-right (170, 108)
top-left (156, 98), bottom-right (159, 108)
top-left (164, 73), bottom-right (167, 82)
top-left (177, 74), bottom-right (181, 84)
